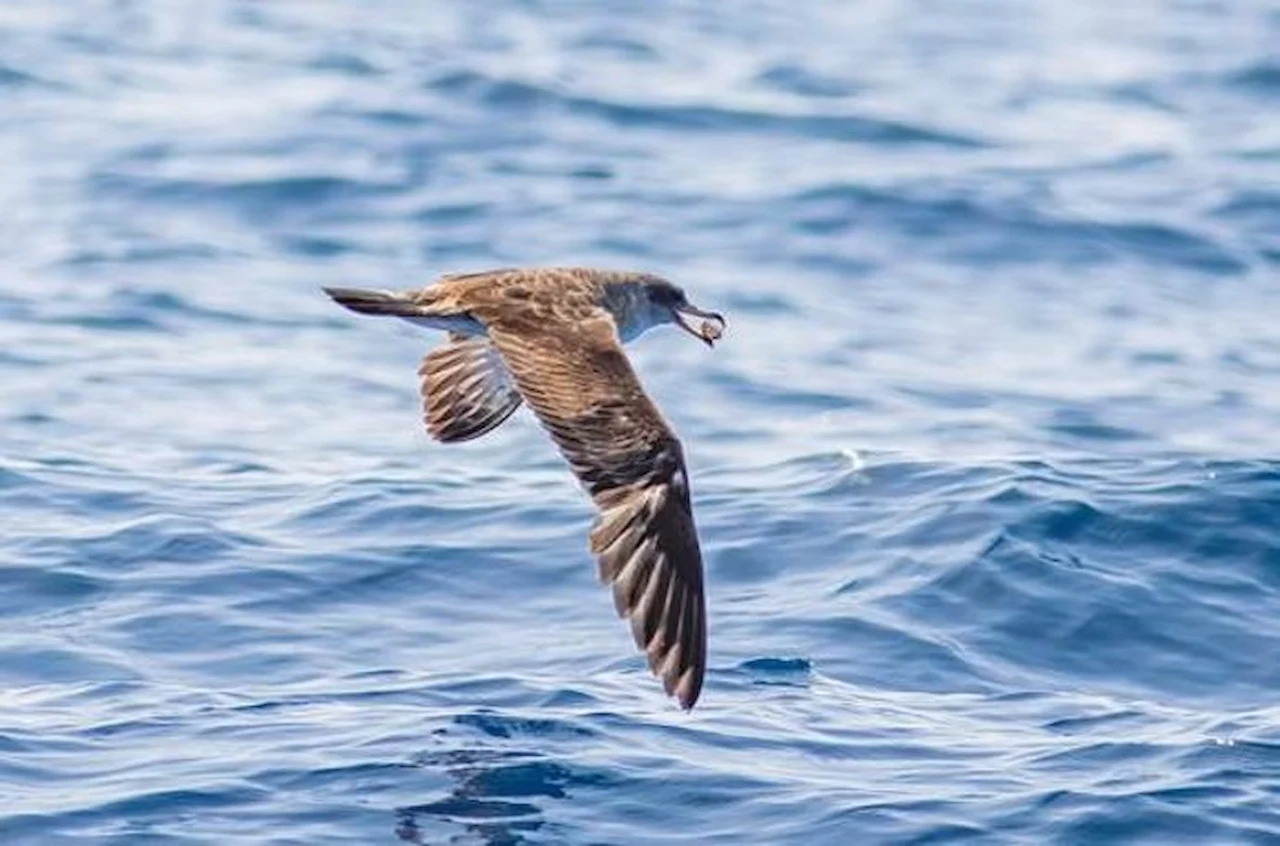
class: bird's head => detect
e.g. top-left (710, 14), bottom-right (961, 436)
top-left (611, 275), bottom-right (726, 346)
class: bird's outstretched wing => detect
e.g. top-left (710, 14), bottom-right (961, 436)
top-left (484, 311), bottom-right (707, 709)
top-left (418, 335), bottom-right (523, 443)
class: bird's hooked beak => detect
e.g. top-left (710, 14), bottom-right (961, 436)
top-left (672, 302), bottom-right (726, 347)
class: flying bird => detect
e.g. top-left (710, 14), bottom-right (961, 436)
top-left (324, 267), bottom-right (726, 709)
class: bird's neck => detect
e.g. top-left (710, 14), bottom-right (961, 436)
top-left (603, 285), bottom-right (658, 344)
top-left (614, 302), bottom-right (668, 344)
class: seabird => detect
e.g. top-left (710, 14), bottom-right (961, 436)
top-left (324, 267), bottom-right (726, 709)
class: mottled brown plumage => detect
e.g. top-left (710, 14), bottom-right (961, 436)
top-left (417, 334), bottom-right (522, 442)
top-left (324, 268), bottom-right (725, 709)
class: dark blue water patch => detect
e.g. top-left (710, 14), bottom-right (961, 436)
top-left (403, 794), bottom-right (540, 819)
top-left (306, 51), bottom-right (382, 77)
top-left (1211, 190), bottom-right (1280, 260)
top-left (0, 733), bottom-right (33, 754)
top-left (1042, 708), bottom-right (1149, 736)
top-left (849, 457), bottom-right (1009, 503)
top-left (57, 233), bottom-right (235, 268)
top-left (196, 564), bottom-right (318, 615)
top-left (1228, 62), bottom-right (1280, 95)
top-left (706, 518), bottom-right (855, 585)
top-left (1048, 795), bottom-right (1262, 844)
top-left (1100, 221), bottom-right (1248, 275)
top-left (0, 785), bottom-right (271, 843)
top-left (1221, 346), bottom-right (1280, 377)
top-left (111, 609), bottom-right (288, 657)
top-left (731, 657), bottom-right (813, 692)
top-left (786, 183), bottom-right (992, 237)
top-left (896, 384), bottom-right (999, 413)
top-left (408, 201), bottom-right (493, 225)
top-left (219, 680), bottom-right (440, 716)
top-left (781, 612), bottom-right (993, 694)
top-left (248, 547), bottom-right (492, 615)
top-left (784, 184), bottom-right (1248, 273)
top-left (87, 170), bottom-right (408, 225)
top-left (411, 746), bottom-right (538, 776)
top-left (78, 715), bottom-right (188, 741)
top-left (1212, 190), bottom-right (1280, 224)
top-left (538, 686), bottom-right (601, 710)
top-left (0, 566), bottom-right (107, 617)
top-left (285, 490), bottom-right (544, 544)
top-left (198, 459), bottom-right (277, 477)
top-left (397, 759), bottom-right (620, 839)
top-left (1129, 348), bottom-right (1186, 368)
top-left (1144, 783), bottom-right (1250, 805)
top-left (569, 31), bottom-right (660, 62)
top-left (42, 310), bottom-right (170, 334)
top-left (452, 711), bottom-right (598, 742)
top-left (253, 760), bottom-right (422, 794)
top-left (396, 802), bottom-right (545, 845)
top-left (333, 106), bottom-right (433, 128)
top-left (756, 64), bottom-right (860, 99)
top-left (806, 800), bottom-right (986, 846)
top-left (1029, 738), bottom-right (1175, 775)
top-left (874, 459), bottom-right (1280, 705)
top-left (0, 64), bottom-right (60, 90)
top-left (1179, 738), bottom-right (1280, 783)
top-left (568, 164), bottom-right (613, 180)
top-left (393, 725), bottom-right (631, 842)
top-left (738, 656), bottom-right (812, 674)
top-left (273, 233), bottom-right (362, 257)
top-left (0, 471), bottom-right (155, 523)
top-left (0, 647), bottom-right (137, 685)
top-left (465, 760), bottom-right (588, 799)
top-left (1108, 81), bottom-right (1182, 113)
top-left (706, 454), bottom-right (1280, 703)
top-left (0, 292), bottom-right (37, 322)
top-left (104, 288), bottom-right (252, 326)
top-left (0, 466), bottom-right (42, 492)
top-left (1043, 407), bottom-right (1149, 443)
top-left (427, 70), bottom-right (986, 147)
top-left (16, 514), bottom-right (262, 573)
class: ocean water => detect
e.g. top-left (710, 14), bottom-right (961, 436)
top-left (3, 1), bottom-right (1280, 842)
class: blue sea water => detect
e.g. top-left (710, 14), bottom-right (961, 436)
top-left (3, 1), bottom-right (1280, 842)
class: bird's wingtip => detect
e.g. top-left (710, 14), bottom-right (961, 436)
top-left (322, 287), bottom-right (416, 317)
top-left (674, 671), bottom-right (703, 710)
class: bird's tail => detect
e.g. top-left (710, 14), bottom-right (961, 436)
top-left (323, 287), bottom-right (424, 318)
